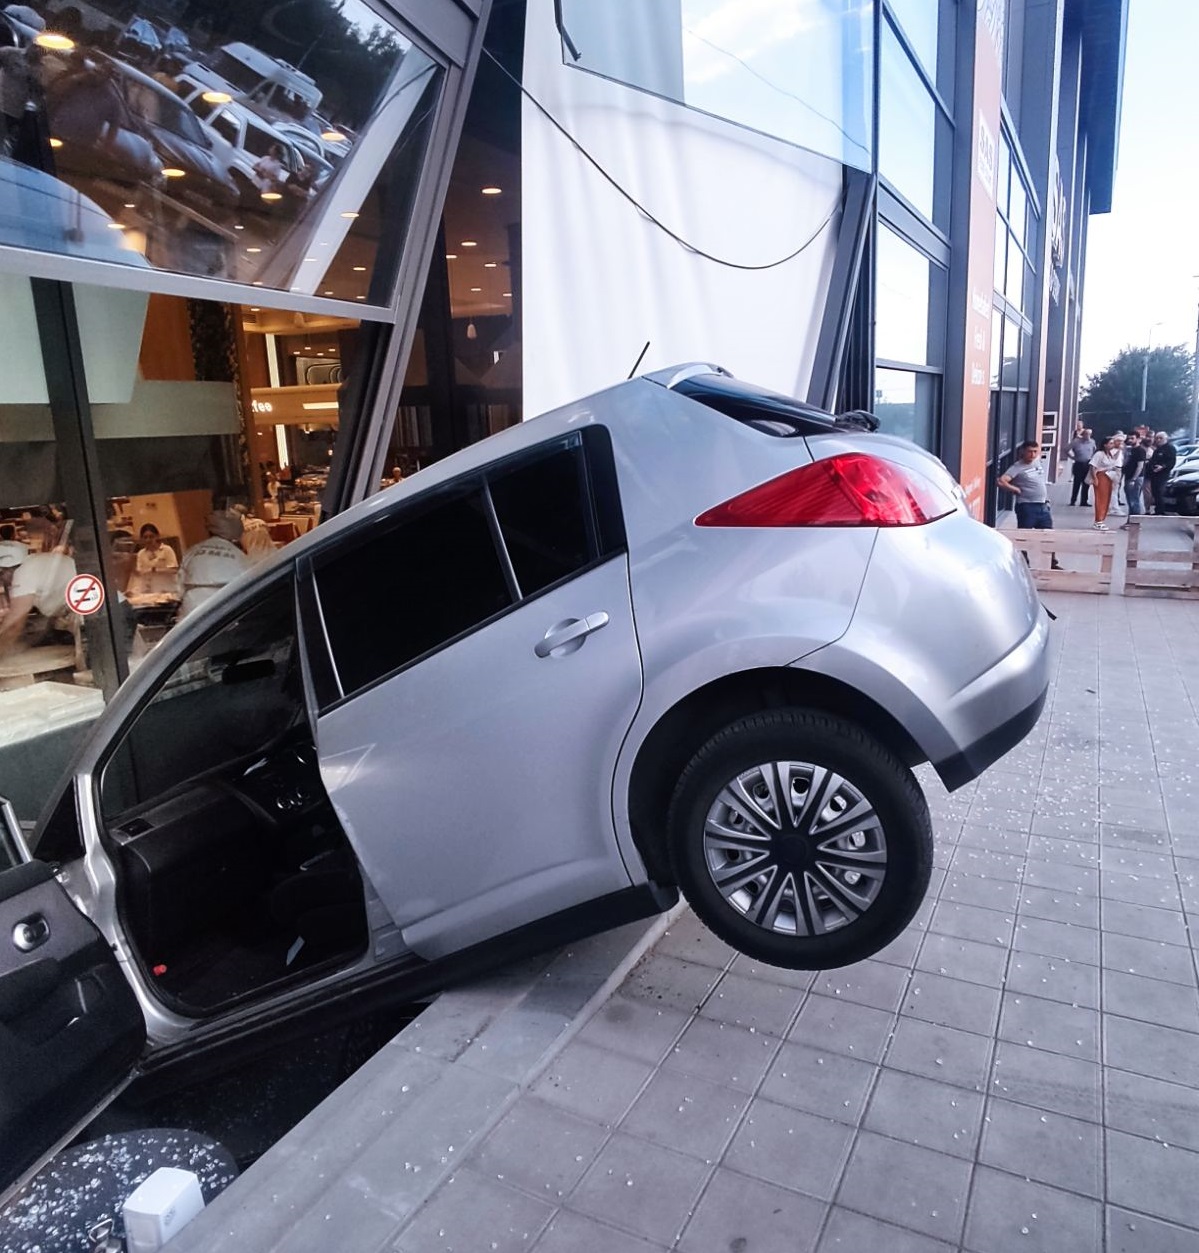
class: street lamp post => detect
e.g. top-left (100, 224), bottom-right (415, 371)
top-left (1141, 321), bottom-right (1164, 413)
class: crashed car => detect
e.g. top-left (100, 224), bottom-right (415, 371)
top-left (0, 365), bottom-right (1050, 1190)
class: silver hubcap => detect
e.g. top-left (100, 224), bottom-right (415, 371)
top-left (702, 761), bottom-right (888, 936)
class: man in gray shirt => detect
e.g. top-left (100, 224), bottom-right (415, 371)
top-left (1068, 427), bottom-right (1096, 506)
top-left (999, 441), bottom-right (1052, 529)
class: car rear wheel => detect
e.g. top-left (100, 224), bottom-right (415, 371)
top-left (666, 709), bottom-right (932, 970)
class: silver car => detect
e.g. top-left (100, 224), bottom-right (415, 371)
top-left (0, 366), bottom-right (1049, 1190)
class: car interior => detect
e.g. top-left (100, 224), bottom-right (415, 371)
top-left (97, 584), bottom-right (369, 1015)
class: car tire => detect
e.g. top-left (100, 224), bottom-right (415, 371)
top-left (666, 709), bottom-right (932, 970)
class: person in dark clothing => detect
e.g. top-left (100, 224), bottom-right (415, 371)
top-left (1147, 432), bottom-right (1177, 514)
top-left (1067, 427), bottom-right (1096, 505)
top-left (1122, 433), bottom-right (1148, 515)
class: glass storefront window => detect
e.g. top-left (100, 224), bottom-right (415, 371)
top-left (990, 308), bottom-right (1003, 389)
top-left (1004, 239), bottom-right (1024, 311)
top-left (558, 0), bottom-right (874, 171)
top-left (873, 367), bottom-right (939, 449)
top-left (993, 213), bottom-right (1007, 295)
top-left (1002, 314), bottom-right (1021, 389)
top-left (885, 0), bottom-right (938, 81)
top-left (875, 224), bottom-right (941, 367)
top-left (0, 0), bottom-right (443, 304)
top-left (878, 23), bottom-right (949, 227)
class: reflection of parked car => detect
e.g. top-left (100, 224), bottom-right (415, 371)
top-left (180, 41), bottom-right (321, 124)
top-left (115, 16), bottom-right (160, 65)
top-left (0, 367), bottom-right (1051, 1195)
top-left (45, 55), bottom-right (239, 209)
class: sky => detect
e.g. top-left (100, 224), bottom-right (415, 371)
top-left (1077, 0), bottom-right (1199, 383)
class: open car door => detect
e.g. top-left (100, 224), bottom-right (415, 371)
top-left (0, 805), bottom-right (145, 1196)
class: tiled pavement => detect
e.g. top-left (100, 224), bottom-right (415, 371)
top-left (384, 589), bottom-right (1199, 1253)
top-left (163, 587), bottom-right (1199, 1252)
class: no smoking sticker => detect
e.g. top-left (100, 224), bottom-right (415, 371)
top-left (65, 573), bottom-right (106, 617)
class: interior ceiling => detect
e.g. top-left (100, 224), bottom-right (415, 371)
top-left (242, 309), bottom-right (360, 336)
top-left (441, 134), bottom-right (522, 319)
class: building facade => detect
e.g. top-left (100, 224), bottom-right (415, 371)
top-left (0, 0), bottom-right (1125, 815)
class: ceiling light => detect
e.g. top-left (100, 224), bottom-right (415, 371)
top-left (353, 265), bottom-right (366, 272)
top-left (250, 306), bottom-right (260, 311)
top-left (304, 345), bottom-right (312, 350)
top-left (445, 253), bottom-right (457, 260)
top-left (124, 202), bottom-right (135, 209)
top-left (484, 262), bottom-right (498, 268)
top-left (481, 186), bottom-right (502, 196)
top-left (302, 401), bottom-right (340, 411)
top-left (261, 190), bottom-right (282, 201)
top-left (48, 137), bottom-right (63, 148)
top-left (35, 32), bottom-right (73, 49)
top-left (234, 224), bottom-right (245, 230)
top-left (356, 295), bottom-right (366, 300)
top-left (107, 222), bottom-right (125, 230)
top-left (202, 90), bottom-right (232, 104)
top-left (323, 290), bottom-right (334, 295)
top-left (162, 167), bottom-right (185, 178)
top-left (470, 287), bottom-right (482, 292)
top-left (253, 281), bottom-right (264, 286)
top-left (461, 240), bottom-right (477, 247)
top-left (321, 129), bottom-right (346, 142)
top-left (340, 210), bottom-right (359, 220)
top-left (466, 321), bottom-right (477, 340)
top-left (503, 291), bottom-right (512, 297)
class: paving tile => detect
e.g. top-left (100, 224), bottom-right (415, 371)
top-left (724, 1098), bottom-right (854, 1200)
top-left (1023, 860), bottom-right (1099, 896)
top-left (699, 970), bottom-right (804, 1037)
top-left (786, 993), bottom-right (895, 1063)
top-left (1099, 824), bottom-right (1171, 849)
top-left (1029, 813), bottom-right (1101, 841)
top-left (957, 825), bottom-right (1031, 855)
top-left (817, 1208), bottom-right (953, 1253)
top-left (886, 1015), bottom-right (992, 1091)
top-left (1101, 871), bottom-right (1182, 911)
top-left (1107, 1130), bottom-right (1199, 1230)
top-left (620, 1067), bottom-right (748, 1162)
top-left (1099, 898), bottom-right (1190, 946)
top-left (576, 995), bottom-right (690, 1066)
top-left (663, 1015), bottom-right (778, 1092)
top-left (569, 1132), bottom-right (709, 1246)
top-left (653, 912), bottom-right (737, 970)
top-left (863, 1068), bottom-right (983, 1158)
top-left (989, 1041), bottom-right (1101, 1122)
top-left (623, 953), bottom-right (723, 1014)
top-left (915, 932), bottom-right (1009, 988)
top-left (1106, 1206), bottom-right (1199, 1253)
top-left (978, 1098), bottom-right (1102, 1198)
top-left (395, 1169), bottom-right (554, 1253)
top-left (532, 1041), bottom-right (653, 1124)
top-left (948, 846), bottom-right (1028, 882)
top-left (677, 1167), bottom-right (826, 1253)
top-left (837, 1131), bottom-right (970, 1244)
top-left (1104, 1016), bottom-right (1199, 1087)
top-left (997, 992), bottom-right (1100, 1061)
top-left (1099, 848), bottom-right (1176, 879)
top-left (813, 960), bottom-right (909, 1012)
top-left (760, 1040), bottom-right (876, 1125)
top-left (534, 1210), bottom-right (668, 1253)
top-left (963, 1165), bottom-right (1101, 1253)
top-left (1017, 885), bottom-right (1100, 928)
top-left (871, 928), bottom-right (922, 969)
top-left (1028, 834), bottom-right (1100, 868)
top-left (473, 1098), bottom-right (608, 1201)
top-left (1104, 1069), bottom-right (1199, 1153)
top-left (930, 901), bottom-right (1015, 948)
top-left (729, 954), bottom-right (818, 991)
top-left (1004, 951), bottom-right (1100, 1008)
top-left (942, 870), bottom-right (1021, 913)
top-left (1102, 932), bottom-right (1197, 986)
top-left (1102, 970), bottom-right (1199, 1033)
top-left (1012, 916), bottom-right (1099, 965)
top-left (900, 972), bottom-right (1001, 1036)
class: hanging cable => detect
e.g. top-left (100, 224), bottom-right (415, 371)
top-left (483, 47), bottom-right (843, 272)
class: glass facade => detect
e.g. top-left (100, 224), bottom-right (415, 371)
top-left (558, 0), bottom-right (874, 170)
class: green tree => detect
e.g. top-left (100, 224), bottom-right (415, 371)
top-left (1079, 344), bottom-right (1195, 434)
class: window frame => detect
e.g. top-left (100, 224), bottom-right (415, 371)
top-left (302, 426), bottom-right (627, 712)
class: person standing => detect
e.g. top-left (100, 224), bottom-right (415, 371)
top-left (999, 441), bottom-right (1054, 528)
top-left (1067, 427), bottom-right (1096, 506)
top-left (1089, 436), bottom-right (1124, 530)
top-left (1147, 431), bottom-right (1177, 515)
top-left (177, 511), bottom-right (250, 618)
top-left (1122, 433), bottom-right (1148, 516)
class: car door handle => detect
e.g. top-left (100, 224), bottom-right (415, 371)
top-left (534, 612), bottom-right (610, 658)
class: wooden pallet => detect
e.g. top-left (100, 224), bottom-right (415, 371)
top-left (1125, 516), bottom-right (1199, 598)
top-left (1003, 529), bottom-right (1116, 594)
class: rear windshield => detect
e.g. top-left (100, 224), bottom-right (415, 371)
top-left (673, 374), bottom-right (839, 437)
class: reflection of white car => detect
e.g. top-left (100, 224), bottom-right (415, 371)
top-left (0, 156), bottom-right (150, 264)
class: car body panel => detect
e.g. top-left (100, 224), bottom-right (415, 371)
top-left (316, 555), bottom-right (643, 959)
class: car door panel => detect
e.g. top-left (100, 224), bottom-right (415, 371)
top-left (316, 555), bottom-right (643, 960)
top-left (0, 860), bottom-right (144, 1191)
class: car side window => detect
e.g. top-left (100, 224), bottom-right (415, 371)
top-left (488, 442), bottom-right (595, 597)
top-left (315, 488), bottom-right (513, 698)
top-left (244, 124), bottom-right (274, 158)
top-left (99, 578), bottom-right (303, 821)
top-left (212, 111), bottom-right (239, 144)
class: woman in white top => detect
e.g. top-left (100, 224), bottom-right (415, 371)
top-left (1089, 436), bottom-right (1124, 529)
top-left (135, 523), bottom-right (179, 575)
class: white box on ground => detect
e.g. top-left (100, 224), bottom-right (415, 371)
top-left (122, 1167), bottom-right (206, 1252)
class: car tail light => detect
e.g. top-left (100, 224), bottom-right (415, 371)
top-left (695, 452), bottom-right (956, 528)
